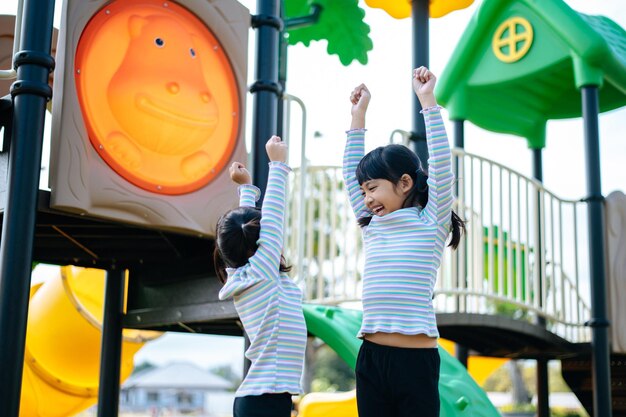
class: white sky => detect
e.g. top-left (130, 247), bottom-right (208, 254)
top-left (5, 0), bottom-right (625, 374)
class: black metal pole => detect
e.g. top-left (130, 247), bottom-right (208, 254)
top-left (452, 120), bottom-right (468, 368)
top-left (0, 0), bottom-right (55, 415)
top-left (276, 12), bottom-right (288, 139)
top-left (243, 331), bottom-right (251, 376)
top-left (250, 1), bottom-right (282, 198)
top-left (581, 86), bottom-right (612, 417)
top-left (97, 267), bottom-right (125, 417)
top-left (410, 0), bottom-right (429, 168)
top-left (453, 119), bottom-right (464, 149)
top-left (531, 147), bottom-right (550, 417)
top-left (531, 149), bottom-right (543, 312)
top-left (455, 345), bottom-right (469, 368)
top-left (536, 359), bottom-right (549, 417)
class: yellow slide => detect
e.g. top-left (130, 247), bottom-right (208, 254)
top-left (20, 266), bottom-right (159, 417)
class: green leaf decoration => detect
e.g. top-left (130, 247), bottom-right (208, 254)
top-left (286, 0), bottom-right (373, 66)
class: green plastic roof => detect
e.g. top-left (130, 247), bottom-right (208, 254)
top-left (286, 0), bottom-right (373, 66)
top-left (435, 0), bottom-right (626, 149)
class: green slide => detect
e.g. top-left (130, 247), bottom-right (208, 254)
top-left (303, 304), bottom-right (502, 417)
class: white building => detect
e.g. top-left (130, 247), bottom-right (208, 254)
top-left (120, 362), bottom-right (233, 414)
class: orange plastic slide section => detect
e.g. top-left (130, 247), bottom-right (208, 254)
top-left (20, 266), bottom-right (158, 417)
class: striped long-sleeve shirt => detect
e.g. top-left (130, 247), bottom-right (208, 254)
top-left (343, 108), bottom-right (454, 338)
top-left (218, 162), bottom-right (306, 397)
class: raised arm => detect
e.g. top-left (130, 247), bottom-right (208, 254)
top-left (413, 67), bottom-right (454, 225)
top-left (343, 84), bottom-right (372, 221)
top-left (248, 136), bottom-right (290, 278)
top-left (229, 162), bottom-right (260, 208)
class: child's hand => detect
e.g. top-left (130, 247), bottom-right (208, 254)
top-left (229, 162), bottom-right (251, 184)
top-left (266, 135), bottom-right (288, 163)
top-left (412, 66), bottom-right (437, 108)
top-left (350, 84), bottom-right (371, 117)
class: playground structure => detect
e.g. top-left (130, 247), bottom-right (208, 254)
top-left (17, 269), bottom-right (505, 417)
top-left (0, 0), bottom-right (624, 417)
top-left (21, 267), bottom-right (159, 417)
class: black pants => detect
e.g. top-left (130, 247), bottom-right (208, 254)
top-left (233, 392), bottom-right (293, 417)
top-left (356, 339), bottom-right (440, 417)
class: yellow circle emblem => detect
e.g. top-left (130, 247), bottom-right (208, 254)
top-left (492, 17), bottom-right (533, 63)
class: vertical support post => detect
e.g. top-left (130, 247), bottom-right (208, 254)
top-left (536, 360), bottom-right (550, 417)
top-left (452, 120), bottom-right (468, 368)
top-left (453, 119), bottom-right (464, 149)
top-left (531, 147), bottom-right (550, 417)
top-left (455, 345), bottom-right (469, 368)
top-left (97, 267), bottom-right (125, 417)
top-left (243, 332), bottom-right (251, 377)
top-left (0, 0), bottom-right (55, 415)
top-left (581, 86), bottom-right (612, 417)
top-left (250, 1), bottom-right (282, 198)
top-left (531, 148), bottom-right (544, 328)
top-left (276, 2), bottom-right (288, 139)
top-left (410, 0), bottom-right (429, 168)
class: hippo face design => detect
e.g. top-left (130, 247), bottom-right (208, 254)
top-left (108, 15), bottom-right (218, 156)
top-left (75, 0), bottom-right (241, 195)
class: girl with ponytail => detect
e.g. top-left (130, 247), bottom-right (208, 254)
top-left (343, 67), bottom-right (464, 417)
top-left (214, 136), bottom-right (306, 417)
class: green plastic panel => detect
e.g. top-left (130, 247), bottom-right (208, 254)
top-left (436, 0), bottom-right (626, 149)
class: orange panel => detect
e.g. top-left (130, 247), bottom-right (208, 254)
top-left (75, 0), bottom-right (240, 195)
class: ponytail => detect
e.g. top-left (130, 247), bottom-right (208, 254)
top-left (448, 210), bottom-right (465, 250)
top-left (214, 206), bottom-right (292, 284)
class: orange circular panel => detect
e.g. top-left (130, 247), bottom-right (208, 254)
top-left (75, 0), bottom-right (240, 195)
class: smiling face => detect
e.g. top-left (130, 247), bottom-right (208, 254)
top-left (74, 0), bottom-right (242, 195)
top-left (361, 174), bottom-right (413, 217)
top-left (108, 15), bottom-right (218, 155)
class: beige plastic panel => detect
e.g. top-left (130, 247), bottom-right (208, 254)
top-left (49, 0), bottom-right (249, 237)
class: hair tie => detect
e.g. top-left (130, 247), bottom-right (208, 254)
top-left (415, 168), bottom-right (428, 191)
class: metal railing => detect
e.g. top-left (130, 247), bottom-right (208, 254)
top-left (437, 149), bottom-right (591, 343)
top-left (285, 166), bottom-right (363, 303)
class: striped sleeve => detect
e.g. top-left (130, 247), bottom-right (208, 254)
top-left (247, 161), bottom-right (291, 282)
top-left (342, 131), bottom-right (371, 221)
top-left (238, 184), bottom-right (261, 208)
top-left (422, 108), bottom-right (454, 225)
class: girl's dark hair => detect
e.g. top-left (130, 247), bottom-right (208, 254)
top-left (355, 144), bottom-right (465, 249)
top-left (213, 206), bottom-right (291, 283)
